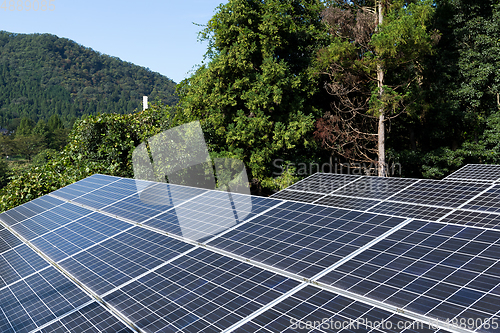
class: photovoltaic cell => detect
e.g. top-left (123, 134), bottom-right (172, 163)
top-left (70, 178), bottom-right (143, 210)
top-left (35, 302), bottom-right (133, 333)
top-left (0, 266), bottom-right (92, 333)
top-left (50, 174), bottom-right (120, 201)
top-left (270, 190), bottom-right (326, 203)
top-left (144, 190), bottom-right (280, 242)
top-left (333, 176), bottom-right (418, 200)
top-left (445, 164), bottom-right (500, 182)
top-left (30, 212), bottom-right (133, 263)
top-left (208, 201), bottom-right (406, 279)
top-left (103, 247), bottom-right (301, 333)
top-left (386, 179), bottom-right (491, 208)
top-left (0, 227), bottom-right (23, 254)
top-left (233, 285), bottom-right (452, 333)
top-left (59, 226), bottom-right (195, 295)
top-left (100, 182), bottom-right (207, 223)
top-left (318, 220), bottom-right (500, 329)
top-left (284, 173), bottom-right (361, 194)
top-left (314, 194), bottom-right (380, 211)
top-left (441, 210), bottom-right (500, 230)
top-left (0, 196), bottom-right (63, 226)
top-left (0, 244), bottom-right (49, 289)
top-left (367, 202), bottom-right (453, 221)
top-left (461, 185), bottom-right (500, 213)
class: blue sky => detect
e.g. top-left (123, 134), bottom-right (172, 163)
top-left (0, 0), bottom-right (228, 83)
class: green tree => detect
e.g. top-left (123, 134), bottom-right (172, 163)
top-left (177, 0), bottom-right (330, 192)
top-left (0, 157), bottom-right (9, 189)
top-left (315, 0), bottom-right (437, 175)
top-left (16, 117), bottom-right (35, 137)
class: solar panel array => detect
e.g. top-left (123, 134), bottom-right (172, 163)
top-left (0, 164), bottom-right (498, 332)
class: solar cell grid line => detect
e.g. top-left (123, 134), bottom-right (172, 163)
top-left (367, 201), bottom-right (453, 222)
top-left (317, 220), bottom-right (500, 332)
top-left (7, 202), bottom-right (95, 242)
top-left (227, 285), bottom-right (454, 333)
top-left (50, 174), bottom-right (121, 201)
top-left (58, 226), bottom-right (196, 296)
top-left (313, 194), bottom-right (381, 211)
top-left (331, 176), bottom-right (419, 200)
top-left (444, 164), bottom-right (500, 182)
top-left (143, 190), bottom-right (282, 243)
top-left (440, 210), bottom-right (500, 230)
top-left (384, 179), bottom-right (492, 208)
top-left (30, 301), bottom-right (134, 333)
top-left (101, 247), bottom-right (302, 333)
top-left (282, 173), bottom-right (362, 194)
top-left (0, 196), bottom-right (65, 227)
top-left (270, 189), bottom-right (327, 203)
top-left (0, 265), bottom-right (94, 333)
top-left (207, 200), bottom-right (407, 279)
top-left (461, 185), bottom-right (500, 214)
top-left (0, 243), bottom-right (50, 290)
top-left (69, 177), bottom-right (150, 210)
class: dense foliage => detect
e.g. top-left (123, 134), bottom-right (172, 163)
top-left (177, 0), bottom-right (331, 193)
top-left (0, 103), bottom-right (172, 212)
top-left (0, 31), bottom-right (177, 130)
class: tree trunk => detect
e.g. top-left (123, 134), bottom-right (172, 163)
top-left (376, 0), bottom-right (386, 177)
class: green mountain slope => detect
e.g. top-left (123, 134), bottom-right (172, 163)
top-left (0, 31), bottom-right (177, 130)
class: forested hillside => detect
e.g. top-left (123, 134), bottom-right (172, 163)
top-left (0, 31), bottom-right (177, 130)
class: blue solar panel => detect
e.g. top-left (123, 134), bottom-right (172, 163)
top-left (318, 220), bottom-right (500, 326)
top-left (208, 201), bottom-right (407, 278)
top-left (51, 174), bottom-right (120, 201)
top-left (315, 194), bottom-right (381, 211)
top-left (59, 226), bottom-right (194, 295)
top-left (0, 196), bottom-right (64, 226)
top-left (367, 202), bottom-right (453, 221)
top-left (462, 185), bottom-right (500, 213)
top-left (0, 266), bottom-right (92, 333)
top-left (233, 285), bottom-right (453, 333)
top-left (144, 190), bottom-right (281, 242)
top-left (35, 302), bottom-right (133, 333)
top-left (103, 247), bottom-right (301, 333)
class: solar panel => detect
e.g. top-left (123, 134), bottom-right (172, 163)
top-left (441, 210), bottom-right (500, 230)
top-left (270, 189), bottom-right (326, 203)
top-left (283, 173), bottom-right (361, 194)
top-left (333, 176), bottom-right (418, 199)
top-left (232, 285), bottom-right (453, 333)
top-left (207, 201), bottom-right (407, 278)
top-left (103, 248), bottom-right (301, 332)
top-left (461, 185), bottom-right (500, 213)
top-left (367, 202), bottom-right (453, 221)
top-left (314, 194), bottom-right (381, 211)
top-left (34, 302), bottom-right (133, 333)
top-left (445, 164), bottom-right (500, 182)
top-left (318, 220), bottom-right (500, 328)
top-left (3, 170), bottom-right (500, 333)
top-left (385, 179), bottom-right (492, 208)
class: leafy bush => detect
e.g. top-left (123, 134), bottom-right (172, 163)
top-left (0, 103), bottom-right (173, 212)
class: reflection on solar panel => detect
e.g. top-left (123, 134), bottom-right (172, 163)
top-left (445, 164), bottom-right (500, 182)
top-left (2, 167), bottom-right (500, 332)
